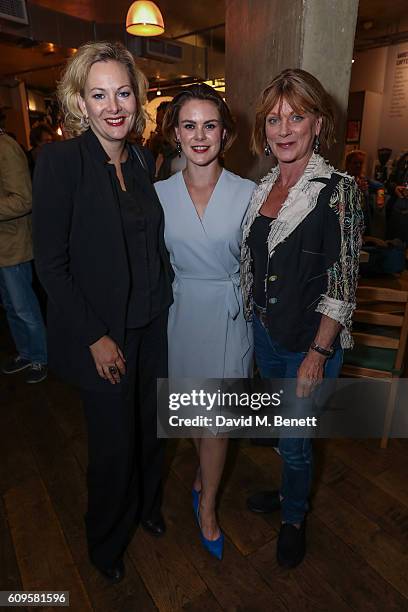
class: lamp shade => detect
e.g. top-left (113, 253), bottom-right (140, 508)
top-left (126, 1), bottom-right (164, 36)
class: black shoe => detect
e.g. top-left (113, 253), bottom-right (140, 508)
top-left (25, 363), bottom-right (48, 384)
top-left (2, 355), bottom-right (31, 374)
top-left (277, 521), bottom-right (306, 568)
top-left (93, 559), bottom-right (125, 583)
top-left (247, 490), bottom-right (281, 513)
top-left (141, 515), bottom-right (166, 537)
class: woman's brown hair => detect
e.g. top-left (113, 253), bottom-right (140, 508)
top-left (251, 68), bottom-right (335, 156)
top-left (162, 83), bottom-right (236, 152)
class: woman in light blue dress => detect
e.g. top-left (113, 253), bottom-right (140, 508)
top-left (155, 84), bottom-right (255, 559)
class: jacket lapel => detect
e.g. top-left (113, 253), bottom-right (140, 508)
top-left (242, 154), bottom-right (341, 256)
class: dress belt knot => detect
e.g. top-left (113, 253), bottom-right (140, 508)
top-left (174, 273), bottom-right (241, 319)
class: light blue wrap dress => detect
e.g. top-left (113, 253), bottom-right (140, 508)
top-left (155, 169), bottom-right (255, 378)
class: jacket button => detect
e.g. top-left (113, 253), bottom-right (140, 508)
top-left (269, 275), bottom-right (278, 282)
top-left (269, 297), bottom-right (278, 304)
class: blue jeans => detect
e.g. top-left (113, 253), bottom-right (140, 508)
top-left (253, 311), bottom-right (342, 523)
top-left (0, 262), bottom-right (47, 365)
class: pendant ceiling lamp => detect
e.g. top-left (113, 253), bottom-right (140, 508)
top-left (126, 1), bottom-right (165, 36)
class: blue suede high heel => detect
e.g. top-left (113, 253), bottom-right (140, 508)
top-left (193, 489), bottom-right (224, 560)
top-left (192, 487), bottom-right (224, 559)
top-left (192, 487), bottom-right (200, 522)
top-left (199, 524), bottom-right (224, 560)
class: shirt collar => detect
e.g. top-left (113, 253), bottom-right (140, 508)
top-left (261, 153), bottom-right (334, 190)
top-left (302, 152), bottom-right (334, 182)
top-left (81, 127), bottom-right (132, 165)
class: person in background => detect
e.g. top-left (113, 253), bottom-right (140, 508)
top-left (0, 107), bottom-right (17, 141)
top-left (155, 83), bottom-right (255, 560)
top-left (147, 100), bottom-right (186, 180)
top-left (33, 41), bottom-right (173, 583)
top-left (27, 123), bottom-right (55, 175)
top-left (243, 69), bottom-right (363, 568)
top-left (387, 150), bottom-right (408, 199)
top-left (0, 128), bottom-right (48, 383)
top-left (386, 151), bottom-right (408, 243)
top-left (345, 149), bottom-right (384, 236)
top-left (146, 100), bottom-right (170, 159)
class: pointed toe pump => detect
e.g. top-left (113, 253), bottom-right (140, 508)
top-left (199, 528), bottom-right (224, 560)
top-left (193, 491), bottom-right (224, 560)
top-left (192, 487), bottom-right (201, 521)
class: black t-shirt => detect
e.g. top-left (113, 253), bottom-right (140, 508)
top-left (247, 213), bottom-right (276, 308)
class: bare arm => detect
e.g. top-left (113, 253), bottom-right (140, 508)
top-left (296, 315), bottom-right (341, 397)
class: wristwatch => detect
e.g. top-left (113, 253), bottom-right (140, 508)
top-left (310, 342), bottom-right (334, 358)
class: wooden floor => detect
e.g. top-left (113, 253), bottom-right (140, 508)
top-left (1, 315), bottom-right (408, 612)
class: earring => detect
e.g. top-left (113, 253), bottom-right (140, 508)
top-left (80, 115), bottom-right (89, 129)
top-left (264, 143), bottom-right (272, 157)
top-left (175, 140), bottom-right (182, 157)
top-left (313, 135), bottom-right (320, 154)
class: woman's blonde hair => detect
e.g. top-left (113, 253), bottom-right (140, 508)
top-left (251, 68), bottom-right (335, 156)
top-left (57, 41), bottom-right (148, 136)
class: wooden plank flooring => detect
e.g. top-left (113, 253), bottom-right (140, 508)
top-left (1, 314), bottom-right (408, 611)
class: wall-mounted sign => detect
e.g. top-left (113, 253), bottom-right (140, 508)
top-left (346, 120), bottom-right (361, 143)
top-left (379, 42), bottom-right (408, 155)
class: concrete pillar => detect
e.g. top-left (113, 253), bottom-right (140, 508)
top-left (225, 0), bottom-right (359, 180)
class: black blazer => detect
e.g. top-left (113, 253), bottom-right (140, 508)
top-left (32, 128), bottom-right (173, 391)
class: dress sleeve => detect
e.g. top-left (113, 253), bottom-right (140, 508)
top-left (32, 144), bottom-right (108, 346)
top-left (315, 176), bottom-right (364, 348)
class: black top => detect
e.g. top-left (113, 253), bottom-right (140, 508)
top-left (112, 158), bottom-right (166, 327)
top-left (247, 213), bottom-right (276, 308)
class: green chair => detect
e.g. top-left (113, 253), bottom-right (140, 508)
top-left (342, 285), bottom-right (408, 448)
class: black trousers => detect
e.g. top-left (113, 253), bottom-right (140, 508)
top-left (80, 310), bottom-right (168, 568)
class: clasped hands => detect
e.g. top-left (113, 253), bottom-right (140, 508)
top-left (89, 335), bottom-right (126, 384)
